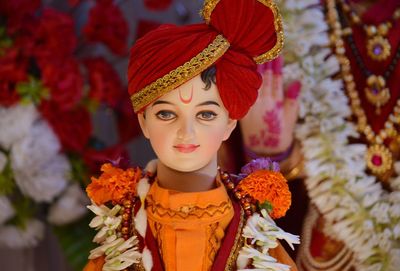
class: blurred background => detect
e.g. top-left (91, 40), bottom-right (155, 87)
top-left (0, 0), bottom-right (205, 270)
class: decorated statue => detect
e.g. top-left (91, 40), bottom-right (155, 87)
top-left (83, 0), bottom-right (300, 270)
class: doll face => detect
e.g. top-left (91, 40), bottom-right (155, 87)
top-left (138, 75), bottom-right (237, 172)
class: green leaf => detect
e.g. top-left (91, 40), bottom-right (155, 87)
top-left (8, 196), bottom-right (36, 229)
top-left (68, 154), bottom-right (89, 186)
top-left (0, 157), bottom-right (15, 196)
top-left (0, 26), bottom-right (13, 56)
top-left (258, 200), bottom-right (273, 214)
top-left (16, 76), bottom-right (49, 105)
top-left (52, 213), bottom-right (96, 271)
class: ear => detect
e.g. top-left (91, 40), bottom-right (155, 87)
top-left (223, 118), bottom-right (237, 141)
top-left (137, 113), bottom-right (150, 139)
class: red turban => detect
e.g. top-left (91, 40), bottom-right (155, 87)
top-left (128, 0), bottom-right (283, 119)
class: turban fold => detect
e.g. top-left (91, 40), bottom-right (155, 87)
top-left (128, 0), bottom-right (283, 119)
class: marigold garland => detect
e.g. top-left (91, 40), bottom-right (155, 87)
top-left (236, 170), bottom-right (291, 219)
top-left (86, 163), bottom-right (142, 205)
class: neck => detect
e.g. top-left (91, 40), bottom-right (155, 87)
top-left (156, 158), bottom-right (218, 192)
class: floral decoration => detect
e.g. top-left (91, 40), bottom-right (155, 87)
top-left (237, 158), bottom-right (291, 219)
top-left (0, 0), bottom-right (136, 269)
top-left (278, 0), bottom-right (400, 270)
top-left (86, 163), bottom-right (142, 205)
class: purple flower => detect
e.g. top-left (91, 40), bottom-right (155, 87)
top-left (240, 158), bottom-right (280, 177)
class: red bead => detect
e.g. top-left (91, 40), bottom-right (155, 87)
top-left (372, 155), bottom-right (383, 166)
top-left (226, 182), bottom-right (235, 190)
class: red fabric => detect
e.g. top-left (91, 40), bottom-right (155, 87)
top-left (345, 0), bottom-right (400, 134)
top-left (128, 0), bottom-right (279, 119)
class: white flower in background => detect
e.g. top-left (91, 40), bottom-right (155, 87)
top-left (0, 151), bottom-right (7, 172)
top-left (11, 119), bottom-right (61, 171)
top-left (11, 120), bottom-right (69, 202)
top-left (13, 154), bottom-right (70, 203)
top-left (0, 196), bottom-right (15, 225)
top-left (0, 104), bottom-right (38, 150)
top-left (47, 184), bottom-right (89, 225)
top-left (0, 219), bottom-right (44, 248)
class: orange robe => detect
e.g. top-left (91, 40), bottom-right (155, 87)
top-left (146, 180), bottom-right (234, 271)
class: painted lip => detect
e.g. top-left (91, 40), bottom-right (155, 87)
top-left (173, 144), bottom-right (200, 153)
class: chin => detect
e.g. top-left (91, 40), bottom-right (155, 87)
top-left (163, 160), bottom-right (211, 173)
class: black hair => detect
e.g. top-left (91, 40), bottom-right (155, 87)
top-left (200, 65), bottom-right (216, 90)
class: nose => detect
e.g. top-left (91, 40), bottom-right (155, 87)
top-left (177, 118), bottom-right (195, 141)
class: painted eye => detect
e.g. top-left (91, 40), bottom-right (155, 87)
top-left (156, 110), bottom-right (176, 121)
top-left (197, 111), bottom-right (217, 121)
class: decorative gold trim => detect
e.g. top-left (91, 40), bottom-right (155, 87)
top-left (201, 0), bottom-right (220, 24)
top-left (224, 207), bottom-right (245, 271)
top-left (254, 0), bottom-right (284, 63)
top-left (131, 35), bottom-right (230, 112)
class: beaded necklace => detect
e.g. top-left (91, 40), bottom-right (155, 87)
top-left (328, 0), bottom-right (400, 179)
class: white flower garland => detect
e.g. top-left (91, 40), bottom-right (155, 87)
top-left (87, 160), bottom-right (299, 270)
top-left (278, 0), bottom-right (400, 270)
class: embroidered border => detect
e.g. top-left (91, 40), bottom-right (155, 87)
top-left (131, 34), bottom-right (230, 112)
top-left (146, 195), bottom-right (232, 219)
top-left (253, 0), bottom-right (284, 63)
top-left (224, 207), bottom-right (245, 271)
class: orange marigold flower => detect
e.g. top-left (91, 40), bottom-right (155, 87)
top-left (86, 163), bottom-right (142, 205)
top-left (83, 255), bottom-right (105, 271)
top-left (236, 170), bottom-right (291, 219)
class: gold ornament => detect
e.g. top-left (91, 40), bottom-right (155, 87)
top-left (366, 35), bottom-right (391, 61)
top-left (366, 144), bottom-right (393, 176)
top-left (364, 75), bottom-right (390, 114)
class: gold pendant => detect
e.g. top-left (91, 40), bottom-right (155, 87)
top-left (366, 144), bottom-right (393, 176)
top-left (365, 75), bottom-right (390, 114)
top-left (366, 35), bottom-right (391, 61)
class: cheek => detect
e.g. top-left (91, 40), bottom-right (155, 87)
top-left (147, 125), bottom-right (173, 152)
top-left (199, 125), bottom-right (228, 150)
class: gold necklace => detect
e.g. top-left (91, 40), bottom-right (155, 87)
top-left (326, 0), bottom-right (400, 179)
top-left (338, 0), bottom-right (400, 62)
top-left (337, 0), bottom-right (400, 114)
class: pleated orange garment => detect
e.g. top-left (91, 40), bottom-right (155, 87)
top-left (146, 180), bottom-right (234, 271)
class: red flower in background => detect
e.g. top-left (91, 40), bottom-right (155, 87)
top-left (83, 0), bottom-right (128, 55)
top-left (39, 57), bottom-right (83, 110)
top-left (34, 8), bottom-right (77, 60)
top-left (0, 83), bottom-right (20, 106)
top-left (115, 94), bottom-right (141, 143)
top-left (83, 145), bottom-right (129, 173)
top-left (0, 0), bottom-right (40, 20)
top-left (136, 20), bottom-right (161, 40)
top-left (40, 101), bottom-right (92, 152)
top-left (84, 57), bottom-right (124, 107)
top-left (143, 0), bottom-right (173, 11)
top-left (0, 49), bottom-right (28, 106)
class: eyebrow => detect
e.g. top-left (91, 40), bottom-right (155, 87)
top-left (152, 100), bottom-right (173, 107)
top-left (152, 100), bottom-right (220, 107)
top-left (197, 101), bottom-right (220, 107)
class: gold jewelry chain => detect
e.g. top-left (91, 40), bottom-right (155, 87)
top-left (326, 0), bottom-right (400, 145)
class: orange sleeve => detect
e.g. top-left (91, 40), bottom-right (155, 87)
top-left (83, 256), bottom-right (105, 271)
top-left (269, 242), bottom-right (298, 271)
